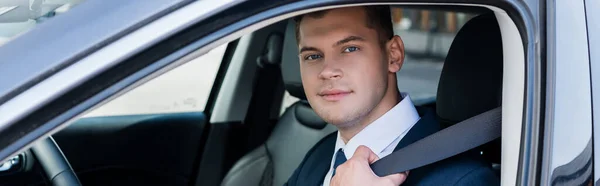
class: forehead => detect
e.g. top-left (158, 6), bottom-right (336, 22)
top-left (297, 7), bottom-right (377, 46)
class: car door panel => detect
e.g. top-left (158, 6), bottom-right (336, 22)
top-left (540, 0), bottom-right (594, 185)
top-left (53, 112), bottom-right (207, 186)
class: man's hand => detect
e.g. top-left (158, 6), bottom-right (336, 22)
top-left (330, 145), bottom-right (408, 186)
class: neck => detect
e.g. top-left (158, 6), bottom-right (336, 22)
top-left (339, 78), bottom-right (401, 143)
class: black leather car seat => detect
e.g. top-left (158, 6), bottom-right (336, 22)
top-left (220, 20), bottom-right (336, 186)
top-left (436, 13), bottom-right (503, 167)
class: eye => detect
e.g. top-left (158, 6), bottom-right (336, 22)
top-left (304, 54), bottom-right (322, 61)
top-left (343, 46), bottom-right (360, 53)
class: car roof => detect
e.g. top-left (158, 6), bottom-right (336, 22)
top-left (0, 0), bottom-right (185, 105)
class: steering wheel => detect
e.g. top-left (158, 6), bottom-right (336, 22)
top-left (30, 137), bottom-right (82, 186)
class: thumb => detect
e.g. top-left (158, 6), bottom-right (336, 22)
top-left (353, 145), bottom-right (379, 163)
top-left (382, 172), bottom-right (408, 185)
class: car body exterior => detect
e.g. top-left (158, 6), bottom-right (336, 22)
top-left (0, 0), bottom-right (597, 185)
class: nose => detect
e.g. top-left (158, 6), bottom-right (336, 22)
top-left (318, 58), bottom-right (343, 80)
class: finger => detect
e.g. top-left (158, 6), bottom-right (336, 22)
top-left (367, 150), bottom-right (380, 164)
top-left (353, 145), bottom-right (379, 163)
top-left (330, 175), bottom-right (339, 186)
top-left (383, 172), bottom-right (408, 185)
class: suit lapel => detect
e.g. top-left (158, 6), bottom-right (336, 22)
top-left (306, 157), bottom-right (332, 186)
top-left (297, 132), bottom-right (336, 186)
top-left (394, 109), bottom-right (440, 151)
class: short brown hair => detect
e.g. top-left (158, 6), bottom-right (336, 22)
top-left (293, 6), bottom-right (394, 47)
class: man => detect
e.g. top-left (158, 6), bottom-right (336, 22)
top-left (284, 6), bottom-right (499, 186)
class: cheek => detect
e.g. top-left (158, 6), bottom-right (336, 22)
top-left (300, 66), bottom-right (320, 92)
top-left (345, 52), bottom-right (385, 78)
top-left (346, 55), bottom-right (388, 93)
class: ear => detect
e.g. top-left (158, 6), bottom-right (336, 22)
top-left (386, 35), bottom-right (405, 73)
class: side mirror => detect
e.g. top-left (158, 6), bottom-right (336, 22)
top-left (0, 150), bottom-right (33, 175)
top-left (0, 0), bottom-right (64, 23)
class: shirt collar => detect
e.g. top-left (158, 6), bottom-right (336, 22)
top-left (333, 92), bottom-right (420, 159)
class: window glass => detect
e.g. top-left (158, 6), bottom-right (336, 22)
top-left (83, 44), bottom-right (228, 117)
top-left (280, 7), bottom-right (478, 113)
top-left (0, 0), bottom-right (85, 46)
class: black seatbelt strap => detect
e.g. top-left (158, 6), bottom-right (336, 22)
top-left (371, 107), bottom-right (502, 176)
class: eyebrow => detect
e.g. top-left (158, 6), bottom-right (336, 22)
top-left (298, 36), bottom-right (365, 54)
top-left (299, 46), bottom-right (320, 53)
top-left (333, 36), bottom-right (365, 47)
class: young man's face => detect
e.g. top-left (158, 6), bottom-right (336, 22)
top-left (297, 7), bottom-right (401, 127)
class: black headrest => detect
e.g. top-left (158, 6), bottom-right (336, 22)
top-left (436, 13), bottom-right (503, 127)
top-left (281, 20), bottom-right (307, 100)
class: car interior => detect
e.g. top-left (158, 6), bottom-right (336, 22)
top-left (222, 11), bottom-right (503, 186)
top-left (0, 5), bottom-right (510, 186)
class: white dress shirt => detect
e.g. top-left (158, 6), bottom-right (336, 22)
top-left (322, 93), bottom-right (420, 186)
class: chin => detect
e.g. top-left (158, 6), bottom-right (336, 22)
top-left (329, 120), bottom-right (360, 129)
top-left (315, 108), bottom-right (360, 126)
top-left (324, 116), bottom-right (349, 125)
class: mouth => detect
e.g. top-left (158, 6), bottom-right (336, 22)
top-left (318, 89), bottom-right (352, 101)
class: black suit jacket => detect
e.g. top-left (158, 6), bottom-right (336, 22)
top-left (284, 109), bottom-right (500, 186)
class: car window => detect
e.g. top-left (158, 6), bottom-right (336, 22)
top-left (0, 0), bottom-right (85, 46)
top-left (83, 43), bottom-right (228, 117)
top-left (279, 7), bottom-right (477, 114)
